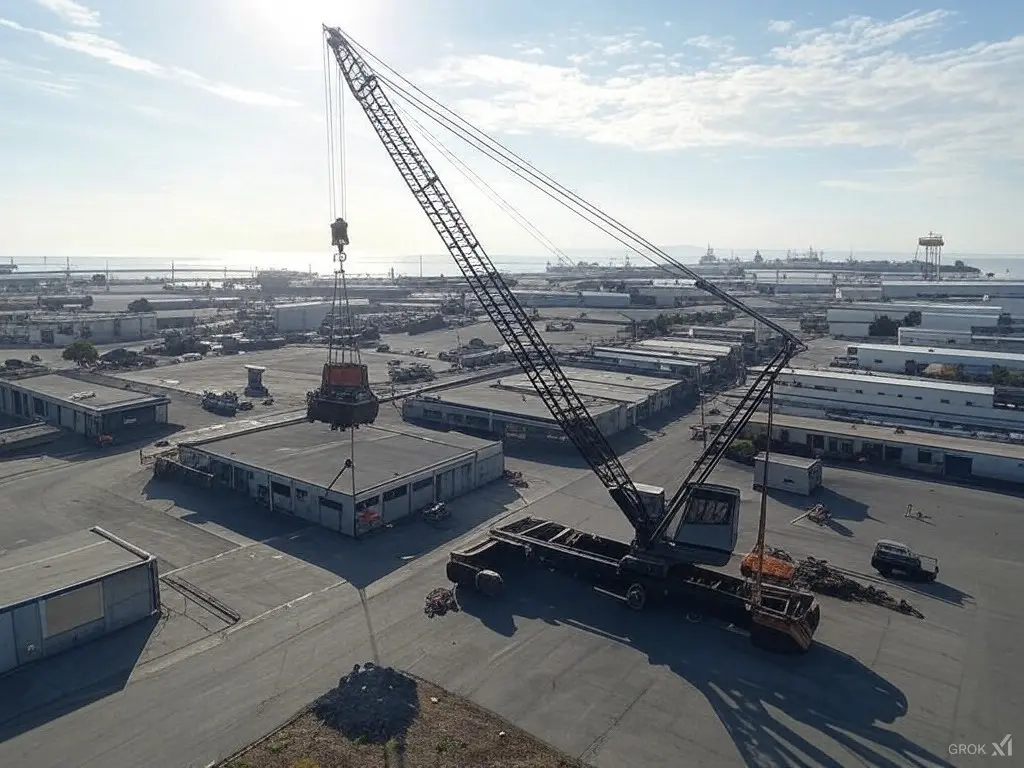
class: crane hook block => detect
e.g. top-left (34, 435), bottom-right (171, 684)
top-left (330, 217), bottom-right (350, 251)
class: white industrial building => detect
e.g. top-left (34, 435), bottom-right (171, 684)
top-left (0, 527), bottom-right (160, 673)
top-left (176, 421), bottom-right (504, 538)
top-left (882, 281), bottom-right (1024, 301)
top-left (919, 312), bottom-right (1002, 332)
top-left (743, 413), bottom-right (1024, 486)
top-left (0, 312), bottom-right (158, 345)
top-left (0, 373), bottom-right (170, 436)
top-left (751, 366), bottom-right (1024, 431)
top-left (512, 290), bottom-right (630, 309)
top-left (589, 346), bottom-right (707, 379)
top-left (629, 281), bottom-right (704, 307)
top-left (827, 302), bottom-right (1001, 339)
top-left (273, 301), bottom-right (333, 333)
top-left (898, 327), bottom-right (974, 346)
top-left (403, 366), bottom-right (687, 441)
top-left (846, 343), bottom-right (1024, 376)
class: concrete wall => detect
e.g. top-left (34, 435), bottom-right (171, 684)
top-left (0, 560), bottom-right (158, 673)
top-left (274, 302), bottom-right (332, 333)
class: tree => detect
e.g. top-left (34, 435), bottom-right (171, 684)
top-left (128, 298), bottom-right (153, 312)
top-left (91, 273), bottom-right (106, 285)
top-left (62, 339), bottom-right (99, 367)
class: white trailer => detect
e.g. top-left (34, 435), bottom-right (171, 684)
top-left (752, 453), bottom-right (823, 496)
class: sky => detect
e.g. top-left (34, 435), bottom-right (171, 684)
top-left (1, 0), bottom-right (1023, 273)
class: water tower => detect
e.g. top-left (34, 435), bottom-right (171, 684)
top-left (918, 232), bottom-right (944, 280)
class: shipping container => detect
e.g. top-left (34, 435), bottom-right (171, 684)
top-left (753, 453), bottom-right (823, 496)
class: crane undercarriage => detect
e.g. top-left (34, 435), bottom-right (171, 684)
top-left (448, 494), bottom-right (820, 654)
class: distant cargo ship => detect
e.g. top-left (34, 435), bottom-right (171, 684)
top-left (546, 246), bottom-right (981, 278)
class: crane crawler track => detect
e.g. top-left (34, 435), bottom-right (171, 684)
top-left (448, 516), bottom-right (820, 653)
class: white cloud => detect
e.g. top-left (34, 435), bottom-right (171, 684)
top-left (413, 11), bottom-right (1024, 170)
top-left (31, 0), bottom-right (100, 29)
top-left (0, 56), bottom-right (78, 96)
top-left (0, 17), bottom-right (300, 107)
top-left (767, 20), bottom-right (793, 34)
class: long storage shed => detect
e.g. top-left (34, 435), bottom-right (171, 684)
top-left (0, 527), bottom-right (160, 674)
top-left (176, 421), bottom-right (504, 538)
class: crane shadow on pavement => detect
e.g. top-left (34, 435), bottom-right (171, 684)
top-left (455, 569), bottom-right (954, 768)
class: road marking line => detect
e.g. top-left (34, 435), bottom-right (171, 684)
top-left (160, 524), bottom-right (320, 576)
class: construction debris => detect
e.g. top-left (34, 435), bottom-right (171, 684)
top-left (504, 469), bottom-right (528, 488)
top-left (791, 557), bottom-right (924, 618)
top-left (312, 663), bottom-right (419, 743)
top-left (424, 587), bottom-right (459, 618)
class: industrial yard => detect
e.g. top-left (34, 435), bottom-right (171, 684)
top-left (0, 396), bottom-right (1021, 767)
top-left (3, 249), bottom-right (1024, 767)
top-left (2, 22), bottom-right (1024, 768)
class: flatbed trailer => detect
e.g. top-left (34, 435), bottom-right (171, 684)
top-left (447, 516), bottom-right (821, 653)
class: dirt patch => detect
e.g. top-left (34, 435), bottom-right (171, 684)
top-left (221, 666), bottom-right (586, 768)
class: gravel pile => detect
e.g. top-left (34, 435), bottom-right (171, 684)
top-left (313, 663), bottom-right (419, 743)
top-left (791, 557), bottom-right (924, 618)
top-left (424, 587), bottom-right (460, 618)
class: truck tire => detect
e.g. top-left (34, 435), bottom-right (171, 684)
top-left (626, 583), bottom-right (646, 611)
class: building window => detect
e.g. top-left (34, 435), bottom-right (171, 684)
top-left (412, 477), bottom-right (433, 491)
top-left (965, 401), bottom-right (974, 406)
top-left (940, 399), bottom-right (950, 404)
top-left (918, 450), bottom-right (932, 464)
top-left (319, 496), bottom-right (344, 512)
top-left (855, 389), bottom-right (863, 394)
top-left (874, 359), bottom-right (883, 364)
top-left (383, 485), bottom-right (408, 501)
top-left (295, 489), bottom-right (308, 500)
top-left (877, 392), bottom-right (885, 396)
top-left (270, 480), bottom-right (291, 496)
top-left (355, 495), bottom-right (380, 512)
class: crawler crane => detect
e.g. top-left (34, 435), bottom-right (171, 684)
top-left (323, 27), bottom-right (820, 652)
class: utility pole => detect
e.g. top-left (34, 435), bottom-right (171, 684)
top-left (698, 366), bottom-right (707, 448)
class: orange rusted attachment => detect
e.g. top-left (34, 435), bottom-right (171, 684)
top-left (741, 551), bottom-right (795, 582)
top-left (321, 362), bottom-right (370, 389)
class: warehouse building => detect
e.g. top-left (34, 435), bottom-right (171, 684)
top-left (402, 367), bottom-right (685, 441)
top-left (897, 327), bottom-right (974, 347)
top-left (0, 527), bottom-right (161, 674)
top-left (882, 281), bottom-right (1024, 301)
top-left (0, 311), bottom-right (159, 345)
top-left (742, 413), bottom-right (1024, 486)
top-left (846, 343), bottom-right (1024, 376)
top-left (512, 290), bottom-right (631, 309)
top-left (0, 373), bottom-right (170, 437)
top-left (753, 366), bottom-right (1024, 432)
top-left (630, 338), bottom-right (741, 378)
top-left (589, 346), bottom-right (708, 380)
top-left (273, 301), bottom-right (334, 333)
top-left (826, 302), bottom-right (1000, 339)
top-left (176, 422), bottom-right (503, 538)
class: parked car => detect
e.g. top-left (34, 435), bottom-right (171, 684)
top-left (870, 539), bottom-right (938, 582)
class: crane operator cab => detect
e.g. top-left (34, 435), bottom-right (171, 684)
top-left (306, 362), bottom-right (380, 431)
top-left (649, 483), bottom-right (741, 567)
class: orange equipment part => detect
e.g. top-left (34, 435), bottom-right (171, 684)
top-left (741, 551), bottom-right (795, 582)
top-left (321, 362), bottom-right (369, 389)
